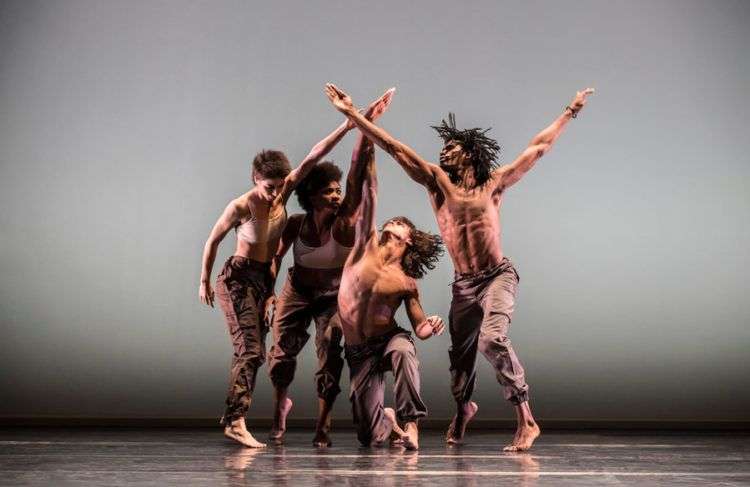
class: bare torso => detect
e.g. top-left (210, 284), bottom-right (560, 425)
top-left (337, 250), bottom-right (415, 345)
top-left (431, 183), bottom-right (504, 275)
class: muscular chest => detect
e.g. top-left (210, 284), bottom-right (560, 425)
top-left (343, 261), bottom-right (407, 301)
top-left (436, 192), bottom-right (501, 230)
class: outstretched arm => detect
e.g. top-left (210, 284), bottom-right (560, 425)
top-left (325, 83), bottom-right (445, 192)
top-left (278, 119), bottom-right (352, 204)
top-left (338, 89), bottom-right (395, 226)
top-left (348, 139), bottom-right (379, 263)
top-left (493, 88), bottom-right (594, 192)
top-left (405, 288), bottom-right (445, 340)
top-left (199, 201), bottom-right (242, 307)
top-left (339, 132), bottom-right (372, 228)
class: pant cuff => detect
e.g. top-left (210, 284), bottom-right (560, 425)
top-left (509, 390), bottom-right (530, 405)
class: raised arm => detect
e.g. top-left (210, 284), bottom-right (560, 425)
top-left (337, 93), bottom-right (394, 229)
top-left (404, 287), bottom-right (445, 340)
top-left (199, 200), bottom-right (242, 307)
top-left (278, 118), bottom-right (352, 204)
top-left (493, 88), bottom-right (595, 192)
top-left (347, 138), bottom-right (379, 263)
top-left (325, 83), bottom-right (445, 192)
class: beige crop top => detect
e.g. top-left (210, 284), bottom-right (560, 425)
top-left (236, 207), bottom-right (287, 244)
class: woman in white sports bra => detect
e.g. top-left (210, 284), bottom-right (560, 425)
top-left (198, 104), bottom-right (376, 448)
top-left (267, 88), bottom-right (394, 447)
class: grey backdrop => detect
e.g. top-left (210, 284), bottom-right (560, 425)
top-left (1, 0), bottom-right (748, 423)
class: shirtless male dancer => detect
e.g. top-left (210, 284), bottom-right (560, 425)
top-left (267, 89), bottom-right (394, 447)
top-left (325, 88), bottom-right (446, 450)
top-left (198, 94), bottom-right (389, 447)
top-left (326, 82), bottom-right (594, 451)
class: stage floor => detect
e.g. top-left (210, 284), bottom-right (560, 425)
top-left (1, 428), bottom-right (748, 486)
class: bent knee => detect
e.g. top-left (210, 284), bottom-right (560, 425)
top-left (478, 332), bottom-right (511, 355)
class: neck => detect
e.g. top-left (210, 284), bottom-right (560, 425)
top-left (447, 165), bottom-right (477, 190)
top-left (379, 246), bottom-right (402, 267)
top-left (310, 209), bottom-right (335, 234)
top-left (456, 166), bottom-right (478, 190)
top-left (249, 188), bottom-right (270, 206)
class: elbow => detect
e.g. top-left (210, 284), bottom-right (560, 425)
top-left (527, 143), bottom-right (549, 160)
top-left (204, 237), bottom-right (221, 252)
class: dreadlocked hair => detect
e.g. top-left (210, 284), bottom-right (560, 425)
top-left (385, 216), bottom-right (444, 279)
top-left (431, 113), bottom-right (501, 187)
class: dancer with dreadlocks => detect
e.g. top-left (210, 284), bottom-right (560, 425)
top-left (267, 88), bottom-right (394, 447)
top-left (325, 83), bottom-right (594, 451)
top-left (324, 88), bottom-right (445, 450)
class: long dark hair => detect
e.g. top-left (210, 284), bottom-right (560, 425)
top-left (384, 216), bottom-right (444, 279)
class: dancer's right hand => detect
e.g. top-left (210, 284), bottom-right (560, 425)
top-left (325, 83), bottom-right (354, 113)
top-left (199, 281), bottom-right (214, 307)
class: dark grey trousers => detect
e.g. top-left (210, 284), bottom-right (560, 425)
top-left (448, 257), bottom-right (530, 405)
top-left (345, 327), bottom-right (427, 447)
top-left (268, 269), bottom-right (344, 403)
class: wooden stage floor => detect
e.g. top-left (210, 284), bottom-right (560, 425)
top-left (1, 428), bottom-right (748, 486)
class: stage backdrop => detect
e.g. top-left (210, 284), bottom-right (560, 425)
top-left (1, 0), bottom-right (748, 424)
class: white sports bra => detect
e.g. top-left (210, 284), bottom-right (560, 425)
top-left (293, 220), bottom-right (352, 269)
top-left (236, 207), bottom-right (287, 244)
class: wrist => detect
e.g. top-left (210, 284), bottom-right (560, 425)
top-left (564, 105), bottom-right (578, 119)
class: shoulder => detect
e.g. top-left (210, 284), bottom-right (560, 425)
top-left (225, 194), bottom-right (250, 219)
top-left (288, 213), bottom-right (305, 225)
top-left (235, 190), bottom-right (255, 212)
top-left (402, 275), bottom-right (419, 296)
top-left (282, 213), bottom-right (305, 237)
top-left (488, 165), bottom-right (512, 192)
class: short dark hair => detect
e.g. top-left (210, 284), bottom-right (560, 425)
top-left (384, 216), bottom-right (444, 279)
top-left (252, 150), bottom-right (291, 179)
top-left (295, 161), bottom-right (342, 212)
top-left (431, 113), bottom-right (501, 187)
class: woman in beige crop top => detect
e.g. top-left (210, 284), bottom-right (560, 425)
top-left (267, 88), bottom-right (395, 448)
top-left (197, 96), bottom-right (379, 448)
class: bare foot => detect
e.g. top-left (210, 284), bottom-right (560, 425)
top-left (224, 425), bottom-right (267, 448)
top-left (402, 422), bottom-right (419, 450)
top-left (312, 429), bottom-right (332, 448)
top-left (269, 397), bottom-right (293, 445)
top-left (503, 421), bottom-right (540, 452)
top-left (446, 401), bottom-right (478, 444)
top-left (383, 407), bottom-right (408, 441)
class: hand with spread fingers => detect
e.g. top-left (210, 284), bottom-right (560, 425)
top-left (325, 83), bottom-right (355, 114)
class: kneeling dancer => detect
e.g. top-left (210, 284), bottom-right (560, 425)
top-left (329, 111), bottom-right (445, 450)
